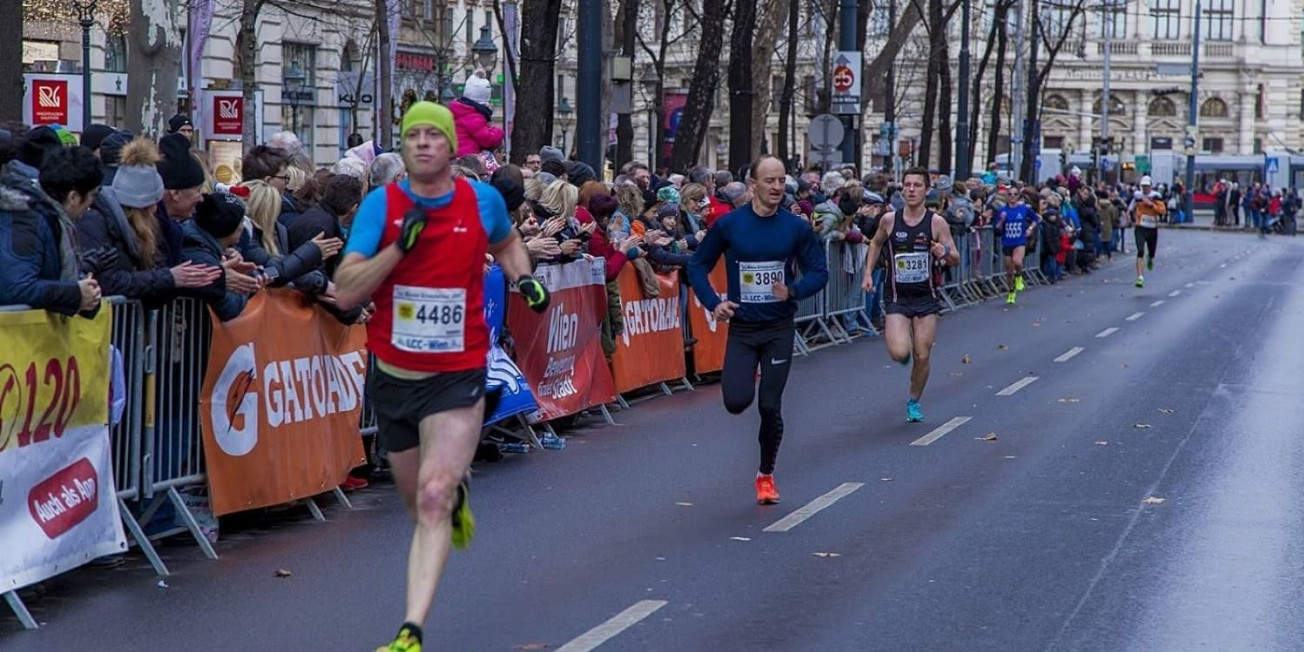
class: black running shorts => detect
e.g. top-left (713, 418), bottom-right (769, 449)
top-left (885, 294), bottom-right (943, 319)
top-left (367, 366), bottom-right (490, 453)
top-left (1002, 245), bottom-right (1026, 257)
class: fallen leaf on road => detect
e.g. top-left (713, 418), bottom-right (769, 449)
top-left (812, 552), bottom-right (842, 558)
top-left (730, 537), bottom-right (751, 542)
top-left (951, 372), bottom-right (964, 377)
top-left (514, 644), bottom-right (551, 650)
top-left (1033, 322), bottom-right (1042, 327)
top-left (1158, 408), bottom-right (1175, 414)
top-left (978, 432), bottom-right (999, 442)
top-left (1134, 423), bottom-right (1153, 429)
top-left (961, 354), bottom-right (972, 364)
top-left (998, 344), bottom-right (1009, 350)
top-left (1095, 441), bottom-right (1109, 446)
top-left (1143, 496), bottom-right (1166, 505)
top-left (275, 569), bottom-right (292, 578)
top-left (675, 502), bottom-right (694, 506)
top-left (880, 477), bottom-right (893, 482)
top-left (1004, 455), bottom-right (1017, 459)
top-left (1058, 398), bottom-right (1081, 403)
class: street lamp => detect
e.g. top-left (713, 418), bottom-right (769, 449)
top-left (556, 96), bottom-right (574, 152)
top-left (283, 61), bottom-right (306, 139)
top-left (71, 0), bottom-right (97, 130)
top-left (472, 25), bottom-right (498, 71)
top-left (640, 63), bottom-right (660, 168)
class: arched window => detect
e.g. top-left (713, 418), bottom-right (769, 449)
top-left (1092, 93), bottom-right (1126, 116)
top-left (1148, 96), bottom-right (1177, 117)
top-left (1200, 97), bottom-right (1229, 118)
top-left (1044, 94), bottom-right (1070, 113)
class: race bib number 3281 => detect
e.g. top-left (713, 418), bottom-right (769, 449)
top-left (392, 285), bottom-right (467, 353)
top-left (893, 252), bottom-right (931, 284)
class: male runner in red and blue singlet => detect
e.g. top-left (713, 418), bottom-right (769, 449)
top-left (333, 102), bottom-right (549, 652)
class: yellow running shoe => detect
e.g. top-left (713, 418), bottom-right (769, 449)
top-left (376, 626), bottom-right (421, 652)
top-left (451, 481), bottom-right (475, 550)
top-left (1014, 275), bottom-right (1025, 292)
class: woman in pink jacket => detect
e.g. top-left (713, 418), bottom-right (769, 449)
top-left (450, 71), bottom-right (505, 169)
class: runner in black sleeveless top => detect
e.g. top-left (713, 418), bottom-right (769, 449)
top-left (862, 167), bottom-right (959, 423)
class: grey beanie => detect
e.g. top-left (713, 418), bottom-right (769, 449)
top-left (112, 161), bottom-right (166, 209)
top-left (539, 145), bottom-right (565, 164)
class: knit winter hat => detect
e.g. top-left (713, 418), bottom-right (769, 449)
top-left (50, 125), bottom-right (79, 146)
top-left (111, 138), bottom-right (166, 209)
top-left (168, 114), bottom-right (193, 134)
top-left (462, 72), bottom-right (493, 106)
top-left (82, 124), bottom-right (116, 152)
top-left (656, 185), bottom-right (681, 207)
top-left (539, 146), bottom-right (565, 164)
top-left (195, 191), bottom-right (247, 239)
top-left (99, 130), bottom-right (133, 166)
top-left (156, 133), bottom-right (205, 190)
top-left (400, 101), bottom-right (458, 152)
top-left (490, 177), bottom-right (525, 212)
top-left (18, 126), bottom-right (64, 168)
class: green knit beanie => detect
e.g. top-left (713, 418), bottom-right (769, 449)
top-left (400, 101), bottom-right (458, 152)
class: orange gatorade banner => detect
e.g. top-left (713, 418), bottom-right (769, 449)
top-left (610, 266), bottom-right (686, 393)
top-left (508, 258), bottom-right (617, 422)
top-left (688, 262), bottom-right (730, 373)
top-left (200, 290), bottom-right (368, 516)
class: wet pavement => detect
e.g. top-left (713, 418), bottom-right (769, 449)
top-left (5, 228), bottom-right (1302, 652)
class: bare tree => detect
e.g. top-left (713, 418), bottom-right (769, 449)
top-left (509, 0), bottom-right (564, 163)
top-left (726, 0), bottom-right (758, 173)
top-left (235, 0), bottom-right (264, 148)
top-left (127, 0), bottom-right (183, 138)
top-left (668, 0), bottom-right (730, 172)
top-left (612, 0), bottom-right (641, 167)
top-left (0, 2), bottom-right (21, 123)
top-left (636, 0), bottom-right (698, 170)
top-left (375, 0), bottom-right (394, 150)
top-left (969, 0), bottom-right (1014, 171)
top-left (865, 2), bottom-right (923, 114)
top-left (1020, 0), bottom-right (1084, 181)
top-left (748, 0), bottom-right (787, 159)
top-left (987, 7), bottom-right (1012, 165)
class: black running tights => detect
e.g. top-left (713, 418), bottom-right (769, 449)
top-left (720, 320), bottom-right (796, 475)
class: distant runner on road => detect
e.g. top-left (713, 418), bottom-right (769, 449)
top-left (688, 155), bottom-right (829, 505)
top-left (332, 102), bottom-right (550, 652)
top-left (993, 188), bottom-right (1040, 305)
top-left (862, 167), bottom-right (960, 423)
top-left (1129, 175), bottom-right (1166, 288)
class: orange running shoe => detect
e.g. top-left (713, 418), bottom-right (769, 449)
top-left (755, 474), bottom-right (780, 505)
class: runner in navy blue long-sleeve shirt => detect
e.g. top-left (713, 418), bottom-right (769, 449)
top-left (688, 156), bottom-right (829, 505)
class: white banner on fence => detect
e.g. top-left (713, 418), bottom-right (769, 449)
top-left (1, 423), bottom-right (127, 591)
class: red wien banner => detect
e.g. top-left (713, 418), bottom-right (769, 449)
top-left (610, 267), bottom-right (685, 393)
top-left (687, 262), bottom-right (730, 374)
top-left (507, 258), bottom-right (616, 422)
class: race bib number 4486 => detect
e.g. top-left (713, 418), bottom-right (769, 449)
top-left (392, 285), bottom-right (466, 353)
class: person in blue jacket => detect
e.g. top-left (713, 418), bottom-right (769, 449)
top-left (687, 155), bottom-right (829, 506)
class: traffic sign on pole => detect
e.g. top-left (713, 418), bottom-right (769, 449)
top-left (807, 114), bottom-right (845, 151)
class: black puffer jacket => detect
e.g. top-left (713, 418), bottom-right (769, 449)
top-left (76, 187), bottom-right (178, 306)
top-left (238, 220), bottom-right (328, 293)
top-left (180, 221), bottom-right (246, 322)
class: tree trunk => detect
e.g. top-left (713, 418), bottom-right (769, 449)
top-left (668, 0), bottom-right (728, 172)
top-left (127, 0), bottom-right (183, 138)
top-left (986, 10), bottom-right (1008, 165)
top-left (728, 0), bottom-right (758, 174)
top-left (1019, 0), bottom-right (1040, 183)
top-left (509, 0), bottom-right (564, 163)
top-left (615, 0), bottom-right (639, 168)
top-left (749, 0), bottom-right (786, 158)
top-left (776, 0), bottom-right (799, 166)
top-left (937, 36), bottom-right (952, 176)
top-left (0, 2), bottom-right (22, 123)
top-left (817, 0), bottom-right (838, 114)
top-left (968, 2), bottom-right (1004, 169)
top-left (866, 2), bottom-right (922, 114)
top-left (917, 0), bottom-right (944, 169)
top-left (376, 0), bottom-right (394, 150)
top-left (237, 0), bottom-right (262, 150)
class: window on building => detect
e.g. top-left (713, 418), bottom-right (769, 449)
top-left (1149, 0), bottom-right (1180, 39)
top-left (1253, 138), bottom-right (1263, 153)
top-left (1255, 84), bottom-right (1265, 120)
top-left (105, 34), bottom-right (127, 73)
top-left (466, 9), bottom-right (475, 49)
top-left (802, 74), bottom-right (816, 113)
top-left (1092, 93), bottom-right (1126, 116)
top-left (1042, 5), bottom-right (1075, 38)
top-left (1204, 0), bottom-right (1233, 41)
top-left (1148, 96), bottom-right (1177, 116)
top-left (1199, 97), bottom-right (1228, 118)
top-left (1102, 1), bottom-right (1127, 39)
top-left (105, 95), bottom-right (128, 130)
top-left (281, 43), bottom-right (318, 155)
top-left (1044, 94), bottom-right (1070, 114)
top-left (1202, 137), bottom-right (1224, 153)
top-left (1043, 135), bottom-right (1066, 149)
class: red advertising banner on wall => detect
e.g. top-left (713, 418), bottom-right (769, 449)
top-left (30, 79), bottom-right (69, 126)
top-left (610, 267), bottom-right (686, 393)
top-left (687, 262), bottom-right (730, 374)
top-left (507, 259), bottom-right (617, 422)
top-left (662, 91), bottom-right (689, 165)
top-left (211, 95), bottom-right (243, 136)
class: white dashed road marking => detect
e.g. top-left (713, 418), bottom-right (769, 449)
top-left (556, 601), bottom-right (669, 652)
top-left (1054, 347), bottom-right (1084, 363)
top-left (909, 417), bottom-right (973, 447)
top-left (1126, 312), bottom-right (1144, 321)
top-left (1150, 300), bottom-right (1165, 307)
top-left (996, 376), bottom-right (1040, 396)
top-left (1096, 327), bottom-right (1119, 338)
top-left (1185, 282), bottom-right (1194, 288)
top-left (764, 483), bottom-right (865, 532)
top-left (1169, 290), bottom-right (1182, 297)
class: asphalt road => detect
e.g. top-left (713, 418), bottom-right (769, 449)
top-left (6, 228), bottom-right (1304, 652)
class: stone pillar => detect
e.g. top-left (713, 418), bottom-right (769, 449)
top-left (1079, 91), bottom-right (1093, 152)
top-left (1133, 91), bottom-right (1147, 155)
top-left (1239, 86), bottom-right (1256, 154)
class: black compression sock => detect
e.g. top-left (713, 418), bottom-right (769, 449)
top-left (398, 622), bottom-right (424, 644)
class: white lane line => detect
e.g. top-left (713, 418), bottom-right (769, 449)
top-left (1220, 264), bottom-right (1227, 268)
top-left (764, 482), bottom-right (865, 532)
top-left (1126, 312), bottom-right (1144, 321)
top-left (909, 417), bottom-right (973, 447)
top-left (556, 600), bottom-right (669, 652)
top-left (1185, 282), bottom-right (1194, 288)
top-left (996, 376), bottom-right (1040, 396)
top-left (1054, 346), bottom-right (1084, 363)
top-left (1150, 300), bottom-right (1165, 307)
top-left (1096, 327), bottom-right (1120, 338)
top-left (1168, 290), bottom-right (1182, 297)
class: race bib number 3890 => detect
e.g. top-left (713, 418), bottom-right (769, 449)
top-left (739, 261), bottom-right (784, 303)
top-left (392, 285), bottom-right (466, 353)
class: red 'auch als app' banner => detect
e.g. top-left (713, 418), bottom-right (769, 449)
top-left (508, 258), bottom-right (616, 422)
top-left (610, 267), bottom-right (686, 393)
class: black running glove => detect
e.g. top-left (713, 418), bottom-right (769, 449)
top-left (397, 206), bottom-right (428, 253)
top-left (517, 275), bottom-right (550, 313)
